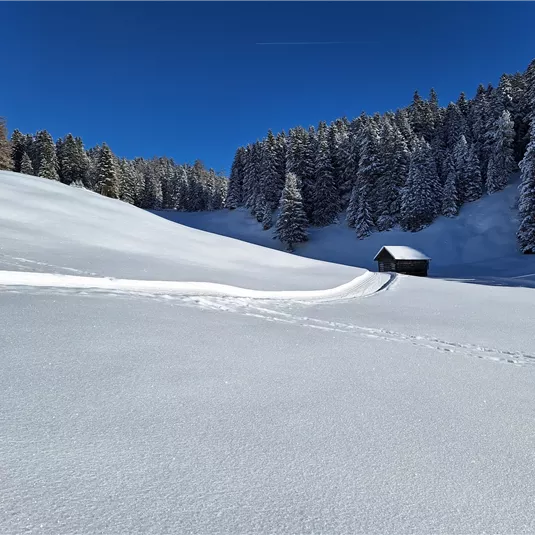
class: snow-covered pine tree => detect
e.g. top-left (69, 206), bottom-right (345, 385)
top-left (312, 122), bottom-right (339, 226)
top-left (346, 182), bottom-right (359, 228)
top-left (300, 126), bottom-right (317, 220)
top-left (354, 180), bottom-right (374, 239)
top-left (442, 162), bottom-right (459, 217)
top-left (486, 109), bottom-right (515, 193)
top-left (394, 108), bottom-right (417, 151)
top-left (85, 145), bottom-right (101, 191)
top-left (517, 124), bottom-right (535, 253)
top-left (36, 130), bottom-right (59, 180)
top-left (443, 102), bottom-right (468, 150)
top-left (356, 119), bottom-right (382, 224)
top-left (457, 92), bottom-right (470, 118)
top-left (328, 118), bottom-right (349, 203)
top-left (243, 142), bottom-right (261, 213)
top-left (226, 147), bottom-right (245, 209)
top-left (453, 135), bottom-right (469, 202)
top-left (338, 130), bottom-right (359, 210)
top-left (275, 172), bottom-right (308, 251)
top-left (10, 129), bottom-right (25, 172)
top-left (409, 90), bottom-right (436, 142)
top-left (274, 131), bottom-right (287, 202)
top-left (96, 143), bottom-right (119, 198)
top-left (0, 118), bottom-right (13, 170)
top-left (57, 133), bottom-right (88, 185)
top-left (469, 84), bottom-right (492, 179)
top-left (117, 158), bottom-right (135, 204)
top-left (212, 173), bottom-right (228, 211)
top-left (496, 74), bottom-right (514, 116)
top-left (23, 133), bottom-right (37, 172)
top-left (177, 166), bottom-right (191, 211)
top-left (20, 152), bottom-right (34, 175)
top-left (401, 138), bottom-right (442, 231)
top-left (184, 161), bottom-right (203, 212)
top-left (260, 198), bottom-right (273, 230)
top-left (286, 127), bottom-right (304, 177)
top-left (375, 115), bottom-right (409, 230)
top-left (464, 143), bottom-right (483, 202)
top-left (260, 130), bottom-right (280, 211)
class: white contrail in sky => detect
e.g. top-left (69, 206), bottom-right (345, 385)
top-left (256, 41), bottom-right (371, 45)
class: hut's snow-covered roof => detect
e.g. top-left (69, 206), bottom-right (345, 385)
top-left (374, 246), bottom-right (431, 261)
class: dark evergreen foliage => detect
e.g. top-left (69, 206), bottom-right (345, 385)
top-left (0, 118), bottom-right (13, 171)
top-left (275, 172), bottom-right (308, 251)
top-left (4, 124), bottom-right (226, 212)
top-left (517, 123), bottom-right (535, 253)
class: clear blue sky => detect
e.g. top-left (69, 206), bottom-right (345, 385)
top-left (1, 2), bottom-right (534, 173)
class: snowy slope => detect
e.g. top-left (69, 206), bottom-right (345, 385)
top-left (157, 177), bottom-right (535, 284)
top-left (2, 171), bottom-right (535, 534)
top-left (0, 171), bottom-right (359, 290)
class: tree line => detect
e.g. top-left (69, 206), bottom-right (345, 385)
top-left (0, 122), bottom-right (228, 212)
top-left (227, 60), bottom-right (535, 253)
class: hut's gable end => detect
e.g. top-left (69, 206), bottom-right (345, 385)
top-left (374, 249), bottom-right (395, 262)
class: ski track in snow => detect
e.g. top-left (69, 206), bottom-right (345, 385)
top-left (0, 269), bottom-right (392, 302)
top-left (1, 268), bottom-right (533, 368)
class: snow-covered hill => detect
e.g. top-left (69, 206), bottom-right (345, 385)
top-left (2, 171), bottom-right (535, 534)
top-left (156, 176), bottom-right (535, 285)
top-left (0, 171), bottom-right (359, 290)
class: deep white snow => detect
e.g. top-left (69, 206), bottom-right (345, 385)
top-left (2, 171), bottom-right (535, 534)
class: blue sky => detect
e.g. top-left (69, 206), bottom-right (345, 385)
top-left (1, 2), bottom-right (534, 173)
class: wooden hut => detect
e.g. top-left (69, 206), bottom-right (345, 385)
top-left (374, 246), bottom-right (430, 277)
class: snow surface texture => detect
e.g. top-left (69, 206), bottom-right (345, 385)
top-left (157, 175), bottom-right (535, 286)
top-left (2, 172), bottom-right (535, 534)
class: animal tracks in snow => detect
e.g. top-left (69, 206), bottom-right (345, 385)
top-left (195, 298), bottom-right (535, 368)
top-left (1, 268), bottom-right (532, 368)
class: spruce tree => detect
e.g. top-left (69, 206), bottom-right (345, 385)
top-left (20, 152), bottom-right (34, 175)
top-left (260, 199), bottom-right (273, 230)
top-left (243, 142), bottom-right (262, 213)
top-left (274, 131), bottom-right (287, 203)
top-left (469, 84), bottom-right (491, 178)
top-left (57, 133), bottom-right (88, 185)
top-left (401, 138), bottom-right (442, 231)
top-left (226, 147), bottom-right (245, 209)
top-left (442, 167), bottom-right (459, 217)
top-left (453, 135), bottom-right (469, 203)
top-left (457, 92), bottom-right (470, 118)
top-left (356, 120), bottom-right (382, 224)
top-left (346, 182), bottom-right (359, 228)
top-left (312, 122), bottom-right (339, 226)
top-left (10, 129), bottom-right (25, 172)
top-left (36, 130), bottom-right (59, 180)
top-left (394, 108), bottom-right (417, 150)
top-left (486, 110), bottom-right (515, 193)
top-left (260, 130), bottom-right (280, 210)
top-left (96, 143), bottom-right (119, 198)
top-left (517, 126), bottom-right (535, 253)
top-left (464, 143), bottom-right (483, 202)
top-left (275, 172), bottom-right (308, 251)
top-left (300, 126), bottom-right (317, 220)
top-left (0, 118), bottom-right (13, 170)
top-left (338, 129), bottom-right (359, 209)
top-left (376, 117), bottom-right (409, 229)
top-left (409, 90), bottom-right (436, 142)
top-left (117, 158), bottom-right (135, 204)
top-left (443, 102), bottom-right (468, 149)
top-left (354, 181), bottom-right (374, 239)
